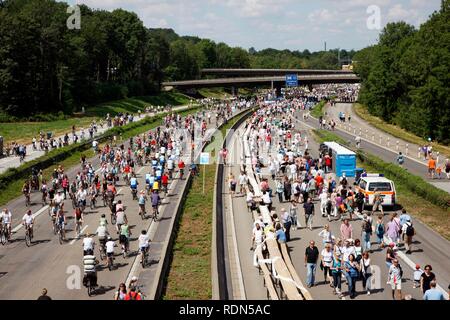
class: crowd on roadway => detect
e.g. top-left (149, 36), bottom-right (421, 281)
top-left (239, 96), bottom-right (448, 300)
top-left (0, 97), bottom-right (254, 299)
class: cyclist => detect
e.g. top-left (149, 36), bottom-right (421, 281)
top-left (76, 187), bottom-right (88, 210)
top-left (151, 190), bottom-right (161, 218)
top-left (105, 236), bottom-right (116, 266)
top-left (74, 205), bottom-right (83, 236)
top-left (130, 174), bottom-right (138, 198)
top-left (22, 181), bottom-right (31, 205)
top-left (106, 182), bottom-right (116, 205)
top-left (82, 253), bottom-right (98, 289)
top-left (116, 200), bottom-right (124, 213)
top-left (83, 233), bottom-right (95, 255)
top-left (119, 222), bottom-right (131, 256)
top-left (115, 209), bottom-right (127, 234)
top-left (57, 207), bottom-right (67, 240)
top-left (396, 152), bottom-right (405, 167)
top-left (22, 209), bottom-right (34, 239)
top-left (138, 230), bottom-right (150, 264)
top-left (41, 180), bottom-right (48, 205)
top-left (145, 173), bottom-right (154, 194)
top-left (167, 156), bottom-right (175, 179)
top-left (178, 159), bottom-right (185, 179)
top-left (89, 184), bottom-right (98, 207)
top-left (161, 172), bottom-right (169, 194)
top-left (138, 191), bottom-right (147, 217)
top-left (1, 208), bottom-right (12, 241)
top-left (99, 213), bottom-right (108, 227)
top-left (95, 222), bottom-right (109, 254)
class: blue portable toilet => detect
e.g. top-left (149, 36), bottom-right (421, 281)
top-left (324, 142), bottom-right (356, 177)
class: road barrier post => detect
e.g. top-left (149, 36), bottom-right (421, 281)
top-left (405, 144), bottom-right (408, 155)
top-left (354, 128), bottom-right (356, 134)
top-left (396, 141), bottom-right (399, 151)
top-left (387, 137), bottom-right (390, 147)
top-left (365, 129), bottom-right (368, 138)
top-left (379, 135), bottom-right (382, 145)
top-left (359, 128), bottom-right (362, 136)
top-left (372, 133), bottom-right (375, 141)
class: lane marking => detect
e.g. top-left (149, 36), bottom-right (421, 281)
top-left (70, 224), bottom-right (89, 245)
top-left (12, 205), bottom-right (49, 233)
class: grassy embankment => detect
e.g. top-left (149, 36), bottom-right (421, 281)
top-left (310, 100), bottom-right (326, 118)
top-left (163, 109), bottom-right (252, 299)
top-left (0, 92), bottom-right (193, 145)
top-left (312, 129), bottom-right (450, 240)
top-left (354, 103), bottom-right (450, 158)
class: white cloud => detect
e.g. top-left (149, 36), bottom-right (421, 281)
top-left (387, 4), bottom-right (419, 21)
top-left (308, 9), bottom-right (335, 22)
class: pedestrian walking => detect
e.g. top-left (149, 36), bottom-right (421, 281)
top-left (402, 218), bottom-right (415, 254)
top-left (321, 244), bottom-right (334, 285)
top-left (303, 197), bottom-right (314, 231)
top-left (361, 214), bottom-right (373, 252)
top-left (331, 253), bottom-right (343, 298)
top-left (360, 251), bottom-right (372, 295)
top-left (280, 208), bottom-right (291, 242)
top-left (289, 200), bottom-right (300, 230)
top-left (388, 259), bottom-right (403, 300)
top-left (318, 224), bottom-right (333, 246)
top-left (375, 214), bottom-right (385, 249)
top-left (304, 241), bottom-right (319, 288)
top-left (340, 218), bottom-right (353, 240)
top-left (420, 265), bottom-right (436, 294)
top-left (423, 281), bottom-right (446, 300)
top-left (344, 254), bottom-right (360, 299)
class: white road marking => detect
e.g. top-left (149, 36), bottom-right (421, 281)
top-left (12, 205), bottom-right (49, 233)
top-left (70, 224), bottom-right (89, 245)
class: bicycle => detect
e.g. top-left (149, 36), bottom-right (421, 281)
top-left (25, 193), bottom-right (31, 207)
top-left (152, 204), bottom-right (159, 222)
top-left (85, 273), bottom-right (97, 297)
top-left (110, 211), bottom-right (116, 225)
top-left (24, 225), bottom-right (32, 247)
top-left (75, 219), bottom-right (83, 237)
top-left (0, 224), bottom-right (8, 245)
top-left (90, 196), bottom-right (96, 210)
top-left (107, 253), bottom-right (114, 271)
top-left (99, 241), bottom-right (106, 261)
top-left (140, 247), bottom-right (149, 268)
top-left (51, 216), bottom-right (58, 235)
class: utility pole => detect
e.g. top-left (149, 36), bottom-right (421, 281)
top-left (324, 41), bottom-right (327, 51)
top-left (338, 48), bottom-right (341, 68)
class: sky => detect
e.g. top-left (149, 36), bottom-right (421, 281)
top-left (67, 0), bottom-right (442, 52)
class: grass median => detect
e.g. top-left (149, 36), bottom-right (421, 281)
top-left (163, 108), bottom-right (253, 299)
top-left (354, 103), bottom-right (450, 158)
top-left (312, 129), bottom-right (450, 240)
top-left (163, 164), bottom-right (215, 299)
top-left (310, 100), bottom-right (326, 118)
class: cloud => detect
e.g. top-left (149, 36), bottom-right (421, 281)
top-left (308, 9), bottom-right (335, 22)
top-left (387, 4), bottom-right (419, 22)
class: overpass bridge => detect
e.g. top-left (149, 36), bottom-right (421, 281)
top-left (201, 68), bottom-right (353, 78)
top-left (163, 74), bottom-right (360, 95)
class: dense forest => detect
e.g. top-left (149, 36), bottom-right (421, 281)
top-left (354, 0), bottom-right (449, 144)
top-left (0, 0), bottom-right (350, 118)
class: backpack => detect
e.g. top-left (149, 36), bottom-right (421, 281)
top-left (406, 224), bottom-right (415, 237)
top-left (377, 223), bottom-right (384, 235)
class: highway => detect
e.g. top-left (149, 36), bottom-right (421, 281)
top-left (220, 105), bottom-right (449, 300)
top-left (0, 107), bottom-right (242, 300)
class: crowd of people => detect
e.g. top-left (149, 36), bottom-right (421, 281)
top-left (240, 97), bottom-right (447, 300)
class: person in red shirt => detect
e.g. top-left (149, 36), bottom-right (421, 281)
top-left (161, 173), bottom-right (169, 193)
top-left (178, 160), bottom-right (185, 179)
top-left (124, 288), bottom-right (142, 300)
top-left (315, 174), bottom-right (324, 191)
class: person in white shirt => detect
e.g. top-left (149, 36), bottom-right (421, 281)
top-left (319, 190), bottom-right (328, 217)
top-left (22, 210), bottom-right (34, 238)
top-left (1, 208), bottom-right (12, 238)
top-left (238, 173), bottom-right (248, 194)
top-left (76, 188), bottom-right (87, 207)
top-left (252, 223), bottom-right (265, 267)
top-left (138, 230), bottom-right (150, 263)
top-left (318, 225), bottom-right (333, 245)
top-left (96, 224), bottom-right (109, 247)
top-left (105, 237), bottom-right (116, 258)
top-left (83, 233), bottom-right (95, 255)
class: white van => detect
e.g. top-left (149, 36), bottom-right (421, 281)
top-left (356, 174), bottom-right (396, 207)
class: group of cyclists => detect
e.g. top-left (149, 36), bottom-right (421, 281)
top-left (1, 99), bottom-right (244, 297)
